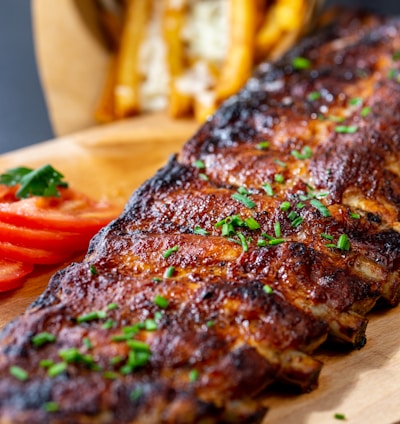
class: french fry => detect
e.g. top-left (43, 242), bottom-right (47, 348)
top-left (94, 53), bottom-right (117, 123)
top-left (256, 0), bottom-right (306, 61)
top-left (215, 0), bottom-right (257, 102)
top-left (94, 0), bottom-right (324, 124)
top-left (162, 0), bottom-right (193, 118)
top-left (113, 0), bottom-right (151, 119)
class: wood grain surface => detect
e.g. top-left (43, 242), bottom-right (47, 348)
top-left (0, 117), bottom-right (399, 424)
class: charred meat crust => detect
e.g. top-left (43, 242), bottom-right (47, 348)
top-left (1, 10), bottom-right (400, 423)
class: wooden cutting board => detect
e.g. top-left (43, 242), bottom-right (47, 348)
top-left (0, 115), bottom-right (399, 424)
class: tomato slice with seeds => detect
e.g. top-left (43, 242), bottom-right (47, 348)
top-left (0, 258), bottom-right (33, 292)
top-left (0, 187), bottom-right (120, 233)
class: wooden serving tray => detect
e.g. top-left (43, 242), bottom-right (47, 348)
top-left (0, 116), bottom-right (399, 424)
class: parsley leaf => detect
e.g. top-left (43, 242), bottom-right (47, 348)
top-left (0, 164), bottom-right (68, 198)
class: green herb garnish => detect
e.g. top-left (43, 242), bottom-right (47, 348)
top-left (163, 266), bottom-right (175, 278)
top-left (263, 284), bottom-right (273, 294)
top-left (291, 146), bottom-right (312, 160)
top-left (162, 245), bottom-right (179, 259)
top-left (43, 401), bottom-right (59, 412)
top-left (9, 365), bottom-right (29, 381)
top-left (231, 192), bottom-right (256, 209)
top-left (310, 199), bottom-right (331, 217)
top-left (189, 369), bottom-right (199, 382)
top-left (47, 362), bottom-right (67, 378)
top-left (274, 174), bottom-right (285, 184)
top-left (194, 226), bottom-right (209, 236)
top-left (256, 141), bottom-right (270, 150)
top-left (193, 159), bottom-right (205, 169)
top-left (154, 295), bottom-right (169, 309)
top-left (292, 56), bottom-right (311, 70)
top-left (0, 164), bottom-right (68, 199)
top-left (262, 183), bottom-right (274, 196)
top-left (361, 106), bottom-right (371, 117)
top-left (335, 125), bottom-right (358, 134)
top-left (307, 91), bottom-right (321, 101)
top-left (77, 310), bottom-right (107, 324)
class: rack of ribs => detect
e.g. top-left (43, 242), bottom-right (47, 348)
top-left (1, 9), bottom-right (400, 424)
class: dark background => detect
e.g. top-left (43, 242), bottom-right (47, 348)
top-left (0, 0), bottom-right (400, 154)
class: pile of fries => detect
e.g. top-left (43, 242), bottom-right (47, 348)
top-left (95, 0), bottom-right (323, 123)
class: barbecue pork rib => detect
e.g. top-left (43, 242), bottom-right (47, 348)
top-left (1, 9), bottom-right (400, 424)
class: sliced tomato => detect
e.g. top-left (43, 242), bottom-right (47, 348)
top-left (0, 241), bottom-right (73, 265)
top-left (0, 220), bottom-right (94, 251)
top-left (0, 186), bottom-right (120, 233)
top-left (0, 258), bottom-right (33, 292)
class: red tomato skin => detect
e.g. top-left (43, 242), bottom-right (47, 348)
top-left (0, 187), bottom-right (120, 232)
top-left (0, 258), bottom-right (33, 292)
top-left (0, 241), bottom-right (72, 265)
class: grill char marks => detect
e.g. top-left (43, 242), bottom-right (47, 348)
top-left (1, 10), bottom-right (400, 424)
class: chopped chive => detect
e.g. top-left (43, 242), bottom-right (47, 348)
top-left (127, 350), bottom-right (151, 368)
top-left (48, 362), bottom-right (67, 378)
top-left (335, 125), bottom-right (358, 134)
top-left (126, 339), bottom-right (151, 352)
top-left (257, 238), bottom-right (267, 247)
top-left (291, 216), bottom-right (304, 227)
top-left (245, 217), bottom-right (260, 230)
top-left (310, 199), bottom-right (331, 217)
top-left (103, 371), bottom-right (118, 380)
top-left (58, 347), bottom-right (82, 363)
top-left (43, 401), bottom-right (59, 412)
top-left (349, 97), bottom-right (363, 106)
top-left (274, 222), bottom-right (281, 238)
top-left (9, 365), bottom-right (29, 381)
top-left (307, 91), bottom-right (321, 101)
top-left (274, 158), bottom-right (287, 168)
top-left (329, 115), bottom-right (345, 123)
top-left (291, 146), bottom-right (312, 160)
top-left (287, 211), bottom-right (298, 221)
top-left (199, 173), bottom-right (209, 181)
top-left (321, 233), bottom-right (334, 241)
top-left (154, 311), bottom-right (163, 321)
top-left (163, 266), bottom-right (175, 278)
top-left (262, 183), bottom-right (274, 196)
top-left (274, 174), bottom-right (285, 184)
top-left (83, 338), bottom-right (93, 350)
top-left (392, 50), bottom-right (400, 61)
top-left (206, 320), bottom-right (215, 328)
top-left (237, 186), bottom-right (249, 195)
top-left (296, 202), bottom-right (306, 209)
top-left (388, 68), bottom-right (397, 79)
top-left (144, 318), bottom-right (157, 331)
top-left (31, 332), bottom-right (56, 348)
top-left (77, 310), bottom-right (107, 324)
top-left (263, 284), bottom-right (273, 294)
top-left (292, 56), bottom-right (311, 70)
top-left (256, 141), bottom-right (270, 150)
top-left (194, 225), bottom-right (209, 236)
top-left (231, 192), bottom-right (256, 209)
top-left (221, 222), bottom-right (235, 237)
top-left (154, 295), bottom-right (169, 309)
top-left (280, 201), bottom-right (291, 211)
top-left (130, 387), bottom-right (143, 401)
top-left (334, 413), bottom-right (346, 420)
top-left (268, 238), bottom-right (285, 245)
top-left (337, 234), bottom-right (351, 251)
top-left (109, 355), bottom-right (123, 365)
top-left (193, 159), bottom-right (205, 169)
top-left (237, 232), bottom-right (249, 252)
top-left (152, 277), bottom-right (162, 283)
top-left (101, 319), bottom-right (116, 330)
top-left (350, 212), bottom-right (360, 219)
top-left (39, 359), bottom-right (55, 368)
top-left (361, 106), bottom-right (371, 117)
top-left (325, 243), bottom-right (338, 249)
top-left (299, 194), bottom-right (309, 201)
top-left (162, 245), bottom-right (179, 259)
top-left (189, 369), bottom-right (199, 382)
top-left (89, 265), bottom-right (98, 275)
top-left (107, 302), bottom-right (119, 311)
